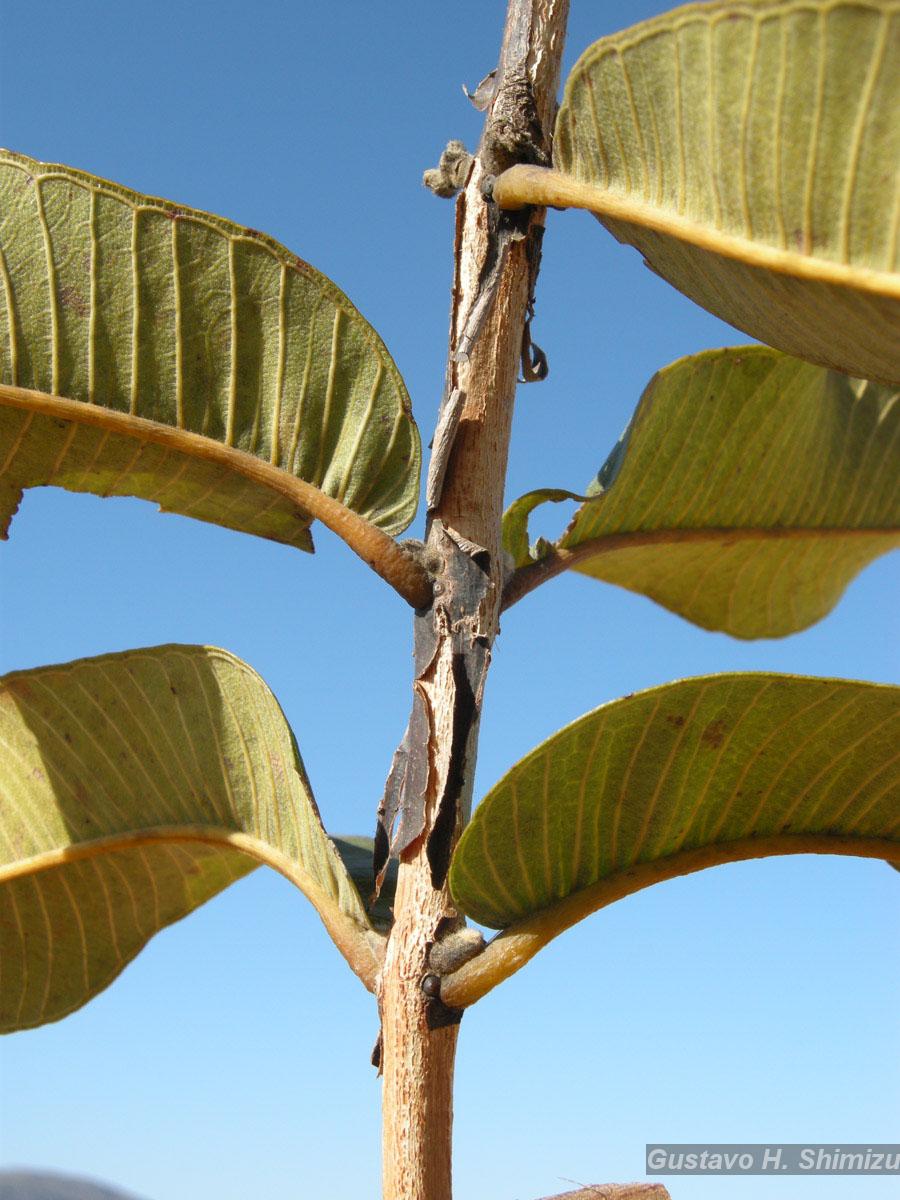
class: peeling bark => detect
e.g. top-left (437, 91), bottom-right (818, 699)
top-left (535, 1187), bottom-right (671, 1200)
top-left (376, 3), bottom-right (570, 1197)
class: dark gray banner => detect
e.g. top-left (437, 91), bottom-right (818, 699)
top-left (646, 1144), bottom-right (900, 1175)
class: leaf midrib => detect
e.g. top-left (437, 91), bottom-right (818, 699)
top-left (443, 829), bottom-right (899, 1008)
top-left (503, 522), bottom-right (899, 609)
top-left (0, 383), bottom-right (432, 608)
top-left (492, 166), bottom-right (900, 295)
top-left (1, 823), bottom-right (385, 987)
top-left (2, 382), bottom-right (355, 524)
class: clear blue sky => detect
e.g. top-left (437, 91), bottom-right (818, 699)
top-left (0, 3), bottom-right (897, 1198)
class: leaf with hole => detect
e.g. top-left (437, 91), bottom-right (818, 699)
top-left (503, 347), bottom-right (899, 638)
top-left (495, 0), bottom-right (900, 385)
top-left (445, 674), bottom-right (900, 1005)
top-left (0, 644), bottom-right (383, 1032)
top-left (0, 150), bottom-right (420, 560)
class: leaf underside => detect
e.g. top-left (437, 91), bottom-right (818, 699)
top-left (505, 347), bottom-right (899, 638)
top-left (450, 674), bottom-right (899, 931)
top-left (555, 0), bottom-right (900, 385)
top-left (333, 836), bottom-right (397, 932)
top-left (0, 150), bottom-right (420, 548)
top-left (0, 645), bottom-right (378, 1032)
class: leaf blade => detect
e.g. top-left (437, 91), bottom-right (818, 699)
top-left (503, 347), bottom-right (900, 637)
top-left (332, 835), bottom-right (397, 932)
top-left (0, 150), bottom-right (420, 546)
top-left (446, 674), bottom-right (899, 1002)
top-left (0, 645), bottom-right (382, 1031)
top-left (540, 1), bottom-right (900, 383)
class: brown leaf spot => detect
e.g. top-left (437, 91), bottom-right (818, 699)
top-left (665, 713), bottom-right (685, 728)
top-left (58, 283), bottom-right (89, 317)
top-left (701, 718), bottom-right (728, 749)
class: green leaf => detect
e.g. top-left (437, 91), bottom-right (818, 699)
top-left (503, 347), bottom-right (900, 638)
top-left (0, 645), bottom-right (383, 1032)
top-left (0, 150), bottom-right (420, 551)
top-left (506, 0), bottom-right (900, 385)
top-left (502, 488), bottom-right (588, 569)
top-left (333, 836), bottom-right (397, 932)
top-left (446, 674), bottom-right (899, 1003)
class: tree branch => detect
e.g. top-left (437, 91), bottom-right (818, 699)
top-left (377, 3), bottom-right (570, 1197)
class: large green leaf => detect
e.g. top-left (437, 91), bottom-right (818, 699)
top-left (445, 674), bottom-right (899, 1005)
top-left (0, 645), bottom-right (383, 1031)
top-left (503, 347), bottom-right (900, 638)
top-left (332, 835), bottom-right (397, 932)
top-left (0, 150), bottom-right (420, 551)
top-left (496, 0), bottom-right (900, 385)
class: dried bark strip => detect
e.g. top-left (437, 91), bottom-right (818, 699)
top-left (536, 1187), bottom-right (671, 1200)
top-left (376, 3), bottom-right (570, 1198)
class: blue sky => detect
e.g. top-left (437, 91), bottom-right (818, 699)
top-left (0, 3), bottom-right (897, 1198)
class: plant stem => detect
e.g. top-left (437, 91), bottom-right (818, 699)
top-left (377, 3), bottom-right (568, 1197)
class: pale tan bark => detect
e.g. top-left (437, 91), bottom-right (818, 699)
top-left (535, 1187), bottom-right (671, 1200)
top-left (378, 3), bottom-right (569, 1197)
